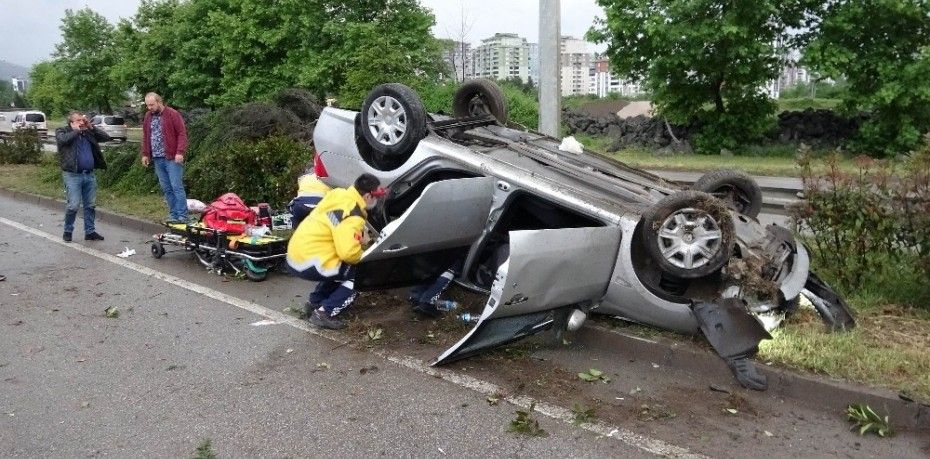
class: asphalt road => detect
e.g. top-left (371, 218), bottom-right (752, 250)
top-left (1, 194), bottom-right (926, 457)
top-left (0, 197), bottom-right (655, 457)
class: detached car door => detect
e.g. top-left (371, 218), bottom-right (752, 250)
top-left (435, 225), bottom-right (621, 365)
top-left (354, 177), bottom-right (496, 290)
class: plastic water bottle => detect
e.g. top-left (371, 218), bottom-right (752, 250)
top-left (434, 300), bottom-right (459, 312)
top-left (458, 312), bottom-right (480, 324)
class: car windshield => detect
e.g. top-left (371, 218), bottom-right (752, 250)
top-left (104, 116), bottom-right (124, 125)
top-left (25, 114), bottom-right (44, 122)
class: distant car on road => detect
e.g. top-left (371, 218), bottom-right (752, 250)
top-left (0, 110), bottom-right (48, 139)
top-left (90, 114), bottom-right (127, 142)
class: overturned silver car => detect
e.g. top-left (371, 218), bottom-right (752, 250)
top-left (312, 80), bottom-right (854, 389)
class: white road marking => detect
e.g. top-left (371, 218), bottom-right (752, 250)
top-left (1, 216), bottom-right (703, 459)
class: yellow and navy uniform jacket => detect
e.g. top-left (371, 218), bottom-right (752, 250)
top-left (296, 173), bottom-right (331, 199)
top-left (286, 186), bottom-right (367, 276)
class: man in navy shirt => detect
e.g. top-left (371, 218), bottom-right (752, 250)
top-left (55, 111), bottom-right (110, 242)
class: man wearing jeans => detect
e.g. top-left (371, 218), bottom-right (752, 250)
top-left (56, 111), bottom-right (110, 242)
top-left (140, 92), bottom-right (189, 222)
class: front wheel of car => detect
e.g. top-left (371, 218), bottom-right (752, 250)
top-left (360, 83), bottom-right (428, 159)
top-left (452, 79), bottom-right (509, 124)
top-left (641, 191), bottom-right (735, 279)
top-left (692, 169), bottom-right (763, 218)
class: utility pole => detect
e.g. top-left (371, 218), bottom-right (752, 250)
top-left (539, 0), bottom-right (561, 137)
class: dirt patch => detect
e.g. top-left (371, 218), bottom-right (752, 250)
top-left (576, 100), bottom-right (630, 118)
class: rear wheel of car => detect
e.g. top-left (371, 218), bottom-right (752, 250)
top-left (692, 169), bottom-right (763, 218)
top-left (641, 191), bottom-right (735, 279)
top-left (452, 79), bottom-right (509, 124)
top-left (360, 83), bottom-right (428, 159)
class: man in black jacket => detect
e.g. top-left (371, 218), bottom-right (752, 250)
top-left (56, 111), bottom-right (110, 242)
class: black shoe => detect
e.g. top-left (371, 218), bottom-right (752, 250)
top-left (302, 302), bottom-right (320, 319)
top-left (725, 356), bottom-right (768, 391)
top-left (308, 309), bottom-right (347, 330)
top-left (84, 232), bottom-right (104, 241)
top-left (412, 302), bottom-right (443, 319)
top-left (63, 232), bottom-right (72, 242)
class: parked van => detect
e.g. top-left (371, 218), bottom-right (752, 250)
top-left (90, 114), bottom-right (127, 141)
top-left (0, 110), bottom-right (48, 139)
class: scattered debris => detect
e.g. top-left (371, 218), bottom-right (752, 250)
top-left (166, 364), bottom-right (186, 371)
top-left (359, 365), bottom-right (379, 375)
top-left (281, 307), bottom-right (302, 317)
top-left (638, 403), bottom-right (677, 422)
top-left (651, 363), bottom-right (660, 369)
top-left (285, 348), bottom-right (294, 354)
top-left (80, 401), bottom-right (90, 409)
top-left (250, 319), bottom-right (278, 326)
top-left (709, 384), bottom-right (731, 394)
top-left (629, 387), bottom-right (642, 395)
top-left (116, 247), bottom-right (136, 258)
top-left (366, 327), bottom-right (384, 342)
top-left (317, 362), bottom-right (331, 370)
top-left (764, 430), bottom-right (774, 437)
top-left (577, 368), bottom-right (611, 383)
top-left (571, 404), bottom-right (597, 425)
top-left (103, 306), bottom-right (119, 319)
top-left (508, 403), bottom-right (548, 437)
top-left (194, 439), bottom-right (218, 459)
top-left (486, 394), bottom-right (501, 406)
top-left (847, 404), bottom-right (893, 437)
top-left (725, 408), bottom-right (739, 415)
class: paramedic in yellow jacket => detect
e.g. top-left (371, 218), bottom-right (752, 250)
top-left (286, 173), bottom-right (385, 330)
top-left (287, 172), bottom-right (331, 227)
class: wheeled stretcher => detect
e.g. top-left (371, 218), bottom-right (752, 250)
top-left (150, 221), bottom-right (289, 281)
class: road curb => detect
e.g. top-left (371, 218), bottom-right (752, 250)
top-left (581, 322), bottom-right (929, 431)
top-left (0, 187), bottom-right (164, 236)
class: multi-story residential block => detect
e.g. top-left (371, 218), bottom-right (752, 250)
top-left (593, 57), bottom-right (642, 97)
top-left (10, 77), bottom-right (26, 93)
top-left (560, 37), bottom-right (593, 96)
top-left (468, 33), bottom-right (531, 84)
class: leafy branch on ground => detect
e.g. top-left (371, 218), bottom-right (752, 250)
top-left (577, 368), bottom-right (611, 384)
top-left (846, 404), bottom-right (893, 437)
top-left (571, 404), bottom-right (597, 425)
top-left (507, 403), bottom-right (548, 437)
top-left (193, 439), bottom-right (217, 459)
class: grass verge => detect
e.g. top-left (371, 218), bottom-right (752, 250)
top-left (571, 133), bottom-right (856, 177)
top-left (0, 160), bottom-right (166, 222)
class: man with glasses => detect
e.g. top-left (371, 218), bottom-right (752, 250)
top-left (55, 111), bottom-right (110, 242)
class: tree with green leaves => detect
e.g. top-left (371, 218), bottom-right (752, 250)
top-left (54, 8), bottom-right (123, 112)
top-left (588, 0), bottom-right (818, 153)
top-left (0, 81), bottom-right (15, 108)
top-left (26, 61), bottom-right (70, 117)
top-left (802, 0), bottom-right (930, 156)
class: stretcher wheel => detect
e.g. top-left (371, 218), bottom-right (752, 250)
top-left (150, 242), bottom-right (165, 259)
top-left (243, 259), bottom-right (269, 282)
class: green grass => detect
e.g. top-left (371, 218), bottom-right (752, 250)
top-left (777, 98), bottom-right (842, 112)
top-left (759, 299), bottom-right (930, 403)
top-left (570, 132), bottom-right (857, 177)
top-left (0, 159), bottom-right (166, 222)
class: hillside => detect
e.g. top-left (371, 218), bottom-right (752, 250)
top-left (0, 59), bottom-right (29, 82)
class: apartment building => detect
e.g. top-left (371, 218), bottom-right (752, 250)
top-left (559, 37), bottom-right (593, 96)
top-left (593, 57), bottom-right (642, 97)
top-left (468, 33), bottom-right (531, 84)
top-left (442, 40), bottom-right (471, 82)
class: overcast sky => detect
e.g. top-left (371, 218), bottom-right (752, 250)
top-left (0, 0), bottom-right (606, 68)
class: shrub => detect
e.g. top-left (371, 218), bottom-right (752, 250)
top-left (186, 134), bottom-right (313, 208)
top-left (791, 139), bottom-right (930, 307)
top-left (0, 129), bottom-right (43, 164)
top-left (95, 144), bottom-right (161, 195)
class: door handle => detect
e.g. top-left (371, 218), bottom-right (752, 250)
top-left (382, 245), bottom-right (408, 254)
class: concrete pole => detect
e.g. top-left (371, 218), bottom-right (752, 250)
top-left (538, 0), bottom-right (561, 137)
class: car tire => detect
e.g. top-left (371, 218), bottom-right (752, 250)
top-left (359, 83), bottom-right (428, 159)
top-left (452, 78), bottom-right (509, 124)
top-left (692, 169), bottom-right (763, 218)
top-left (641, 191), bottom-right (735, 279)
top-left (354, 113), bottom-right (408, 171)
